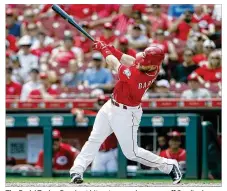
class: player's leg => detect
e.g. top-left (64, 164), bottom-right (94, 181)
top-left (111, 108), bottom-right (181, 183)
top-left (106, 148), bottom-right (118, 174)
top-left (91, 152), bottom-right (106, 176)
top-left (70, 101), bottom-right (113, 179)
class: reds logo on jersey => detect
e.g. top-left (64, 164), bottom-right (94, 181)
top-left (138, 80), bottom-right (153, 89)
top-left (123, 68), bottom-right (131, 79)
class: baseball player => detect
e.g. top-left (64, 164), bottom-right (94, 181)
top-left (70, 41), bottom-right (182, 184)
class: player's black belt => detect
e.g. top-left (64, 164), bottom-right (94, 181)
top-left (111, 99), bottom-right (128, 109)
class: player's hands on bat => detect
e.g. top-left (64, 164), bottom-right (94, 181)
top-left (92, 40), bottom-right (107, 51)
top-left (92, 40), bottom-right (112, 58)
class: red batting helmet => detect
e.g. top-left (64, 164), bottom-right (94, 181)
top-left (134, 45), bottom-right (164, 67)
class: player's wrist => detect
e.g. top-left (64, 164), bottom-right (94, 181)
top-left (100, 47), bottom-right (113, 59)
top-left (108, 45), bottom-right (123, 60)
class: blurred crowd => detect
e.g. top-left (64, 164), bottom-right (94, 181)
top-left (6, 4), bottom-right (222, 101)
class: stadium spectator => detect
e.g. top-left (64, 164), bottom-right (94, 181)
top-left (181, 73), bottom-right (211, 99)
top-left (35, 129), bottom-right (80, 170)
top-left (6, 26), bottom-right (18, 53)
top-left (6, 51), bottom-right (11, 67)
top-left (188, 33), bottom-right (208, 55)
top-left (83, 53), bottom-right (113, 91)
top-left (61, 59), bottom-right (84, 88)
top-left (21, 9), bottom-right (45, 36)
top-left (151, 29), bottom-right (178, 63)
top-left (6, 66), bottom-right (22, 99)
top-left (147, 4), bottom-right (171, 37)
top-left (169, 10), bottom-right (194, 41)
top-left (98, 23), bottom-right (117, 45)
top-left (31, 31), bottom-right (54, 58)
top-left (20, 68), bottom-right (42, 101)
top-left (192, 5), bottom-right (215, 37)
top-left (156, 134), bottom-right (168, 155)
top-left (172, 48), bottom-right (199, 83)
top-left (17, 35), bottom-right (39, 82)
top-left (126, 24), bottom-right (149, 52)
top-left (193, 39), bottom-right (216, 65)
top-left (49, 31), bottom-right (84, 67)
top-left (116, 36), bottom-right (137, 58)
top-left (6, 8), bottom-right (21, 37)
top-left (112, 5), bottom-right (134, 35)
top-left (28, 71), bottom-right (59, 100)
top-left (168, 5), bottom-right (194, 18)
top-left (154, 79), bottom-right (176, 98)
top-left (160, 131), bottom-right (186, 162)
top-left (10, 55), bottom-right (25, 84)
top-left (194, 50), bottom-right (221, 84)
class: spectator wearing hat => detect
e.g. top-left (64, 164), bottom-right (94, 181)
top-left (169, 10), bottom-right (195, 41)
top-left (148, 4), bottom-right (172, 36)
top-left (6, 66), bottom-right (22, 99)
top-left (6, 8), bottom-right (21, 37)
top-left (116, 36), bottom-right (137, 58)
top-left (35, 129), bottom-right (80, 170)
top-left (154, 79), bottom-right (176, 98)
top-left (49, 31), bottom-right (84, 67)
top-left (191, 5), bottom-right (215, 37)
top-left (83, 53), bottom-right (113, 91)
top-left (98, 23), bottom-right (117, 46)
top-left (181, 73), bottom-right (211, 99)
top-left (17, 35), bottom-right (39, 81)
top-left (192, 39), bottom-right (216, 65)
top-left (20, 68), bottom-right (42, 101)
top-left (194, 50), bottom-right (221, 84)
top-left (160, 131), bottom-right (186, 162)
top-left (61, 59), bottom-right (84, 88)
top-left (126, 24), bottom-right (149, 52)
top-left (172, 48), bottom-right (199, 83)
top-left (151, 29), bottom-right (178, 63)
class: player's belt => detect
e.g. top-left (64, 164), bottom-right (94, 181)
top-left (111, 98), bottom-right (141, 110)
top-left (111, 99), bottom-right (128, 109)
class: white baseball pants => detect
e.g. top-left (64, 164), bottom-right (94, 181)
top-left (70, 100), bottom-right (174, 175)
top-left (91, 148), bottom-right (118, 174)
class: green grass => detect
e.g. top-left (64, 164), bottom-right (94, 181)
top-left (6, 177), bottom-right (221, 183)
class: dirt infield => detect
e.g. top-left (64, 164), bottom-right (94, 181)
top-left (6, 182), bottom-right (221, 187)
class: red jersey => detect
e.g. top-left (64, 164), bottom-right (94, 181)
top-left (176, 21), bottom-right (192, 41)
top-left (194, 65), bottom-right (221, 83)
top-left (55, 49), bottom-right (76, 66)
top-left (35, 143), bottom-right (79, 170)
top-left (99, 35), bottom-right (117, 45)
top-left (100, 133), bottom-right (118, 151)
top-left (68, 5), bottom-right (94, 19)
top-left (192, 13), bottom-right (214, 30)
top-left (74, 36), bottom-right (92, 54)
top-left (6, 34), bottom-right (18, 52)
top-left (126, 48), bottom-right (137, 58)
top-left (192, 54), bottom-right (207, 65)
top-left (31, 45), bottom-right (53, 58)
top-left (6, 81), bottom-right (22, 99)
top-left (160, 148), bottom-right (186, 162)
top-left (152, 40), bottom-right (169, 54)
top-left (149, 13), bottom-right (171, 32)
top-left (28, 86), bottom-right (59, 100)
top-left (113, 64), bottom-right (159, 106)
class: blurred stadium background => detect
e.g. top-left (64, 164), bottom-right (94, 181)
top-left (6, 4), bottom-right (221, 182)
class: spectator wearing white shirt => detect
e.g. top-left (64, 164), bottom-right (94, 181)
top-left (126, 24), bottom-right (149, 52)
top-left (181, 73), bottom-right (211, 99)
top-left (17, 35), bottom-right (39, 82)
top-left (20, 68), bottom-right (42, 101)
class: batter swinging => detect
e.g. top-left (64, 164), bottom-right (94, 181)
top-left (70, 41), bottom-right (182, 184)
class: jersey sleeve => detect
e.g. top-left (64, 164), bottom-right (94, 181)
top-left (118, 64), bottom-right (132, 82)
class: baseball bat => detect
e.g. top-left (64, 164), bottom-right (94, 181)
top-left (51, 4), bottom-right (95, 42)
